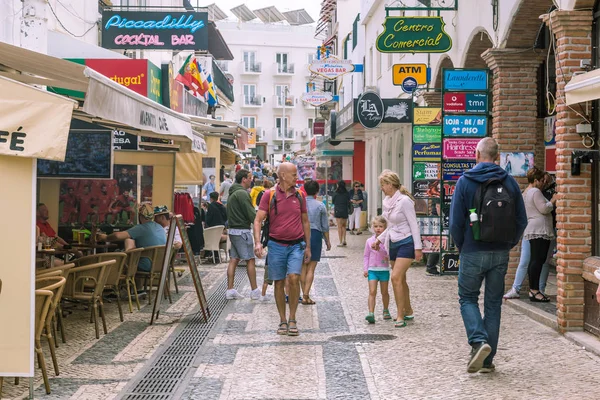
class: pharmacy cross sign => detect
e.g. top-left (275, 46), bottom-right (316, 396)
top-left (376, 16), bottom-right (452, 53)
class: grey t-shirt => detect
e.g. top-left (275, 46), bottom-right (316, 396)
top-left (220, 180), bottom-right (233, 202)
top-left (127, 221), bottom-right (167, 272)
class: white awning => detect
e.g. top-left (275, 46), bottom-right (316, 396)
top-left (565, 69), bottom-right (600, 105)
top-left (0, 75), bottom-right (77, 161)
top-left (47, 31), bottom-right (128, 60)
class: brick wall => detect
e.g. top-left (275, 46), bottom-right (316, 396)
top-left (545, 10), bottom-right (593, 332)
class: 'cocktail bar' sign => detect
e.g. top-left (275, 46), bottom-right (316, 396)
top-left (101, 11), bottom-right (208, 50)
top-left (376, 17), bottom-right (452, 53)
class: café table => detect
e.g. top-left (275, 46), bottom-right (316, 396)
top-left (71, 243), bottom-right (118, 255)
top-left (36, 248), bottom-right (77, 267)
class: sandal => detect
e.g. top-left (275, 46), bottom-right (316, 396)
top-left (383, 309), bottom-right (392, 320)
top-left (365, 313), bottom-right (375, 324)
top-left (394, 319), bottom-right (407, 328)
top-left (530, 291), bottom-right (550, 303)
top-left (277, 322), bottom-right (288, 335)
top-left (403, 315), bottom-right (414, 321)
top-left (302, 296), bottom-right (316, 305)
top-left (287, 319), bottom-right (299, 336)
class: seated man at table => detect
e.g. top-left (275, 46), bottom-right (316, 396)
top-left (154, 206), bottom-right (182, 250)
top-left (36, 203), bottom-right (70, 249)
top-left (98, 204), bottom-right (166, 272)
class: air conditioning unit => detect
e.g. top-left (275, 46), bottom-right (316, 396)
top-left (284, 143), bottom-right (291, 151)
top-left (274, 145), bottom-right (282, 151)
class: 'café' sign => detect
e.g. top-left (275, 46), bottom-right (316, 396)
top-left (376, 16), bottom-right (452, 53)
top-left (309, 57), bottom-right (355, 80)
top-left (101, 11), bottom-right (208, 50)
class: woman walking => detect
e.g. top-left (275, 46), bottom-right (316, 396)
top-left (373, 170), bottom-right (422, 327)
top-left (301, 180), bottom-right (331, 305)
top-left (523, 168), bottom-right (555, 302)
top-left (332, 180), bottom-right (350, 247)
top-left (349, 181), bottom-right (364, 235)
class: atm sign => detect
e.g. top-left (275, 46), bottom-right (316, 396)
top-left (393, 63), bottom-right (428, 86)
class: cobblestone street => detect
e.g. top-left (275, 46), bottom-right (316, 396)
top-left (4, 234), bottom-right (600, 399)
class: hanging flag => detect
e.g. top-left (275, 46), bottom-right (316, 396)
top-left (196, 63), bottom-right (209, 96)
top-left (188, 58), bottom-right (204, 94)
top-left (206, 72), bottom-right (218, 106)
top-left (176, 54), bottom-right (205, 97)
top-left (175, 54), bottom-right (196, 95)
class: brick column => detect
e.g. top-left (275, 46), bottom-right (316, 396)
top-left (545, 10), bottom-right (593, 332)
top-left (482, 49), bottom-right (545, 287)
top-left (422, 92), bottom-right (442, 108)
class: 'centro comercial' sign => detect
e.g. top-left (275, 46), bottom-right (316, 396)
top-left (376, 16), bottom-right (452, 53)
top-left (101, 11), bottom-right (208, 50)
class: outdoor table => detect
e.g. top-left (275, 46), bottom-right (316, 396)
top-left (71, 243), bottom-right (118, 255)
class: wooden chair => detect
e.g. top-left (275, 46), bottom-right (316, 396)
top-left (121, 248), bottom-right (145, 313)
top-left (35, 276), bottom-right (66, 377)
top-left (36, 263), bottom-right (74, 345)
top-left (62, 260), bottom-right (115, 339)
top-left (91, 253), bottom-right (128, 322)
top-left (35, 289), bottom-right (54, 394)
top-left (203, 225), bottom-right (225, 264)
top-left (136, 245), bottom-right (167, 305)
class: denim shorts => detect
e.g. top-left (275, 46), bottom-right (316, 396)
top-left (389, 236), bottom-right (415, 261)
top-left (229, 232), bottom-right (254, 261)
top-left (310, 229), bottom-right (323, 262)
top-left (267, 240), bottom-right (305, 281)
top-left (368, 270), bottom-right (390, 281)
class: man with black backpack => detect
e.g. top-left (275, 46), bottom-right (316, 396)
top-left (449, 137), bottom-right (527, 374)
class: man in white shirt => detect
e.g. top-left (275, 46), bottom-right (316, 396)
top-left (220, 173), bottom-right (233, 205)
top-left (154, 206), bottom-right (182, 250)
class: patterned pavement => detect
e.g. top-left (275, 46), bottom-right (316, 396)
top-left (3, 235), bottom-right (600, 399)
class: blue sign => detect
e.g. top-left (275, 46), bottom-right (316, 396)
top-left (402, 77), bottom-right (418, 93)
top-left (443, 69), bottom-right (488, 91)
top-left (466, 93), bottom-right (487, 113)
top-left (413, 143), bottom-right (442, 162)
top-left (442, 161), bottom-right (476, 181)
top-left (443, 116), bottom-right (487, 137)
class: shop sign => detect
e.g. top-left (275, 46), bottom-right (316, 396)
top-left (499, 152), bottom-right (535, 177)
top-left (357, 91), bottom-right (384, 129)
top-left (544, 115), bottom-right (556, 146)
top-left (85, 59), bottom-right (150, 96)
top-left (413, 125), bottom-right (441, 143)
top-left (414, 107), bottom-right (442, 125)
top-left (383, 99), bottom-right (412, 123)
top-left (417, 217), bottom-right (441, 234)
top-left (101, 11), bottom-right (209, 50)
top-left (443, 93), bottom-right (487, 113)
top-left (413, 162), bottom-right (441, 180)
top-left (301, 91), bottom-right (333, 107)
top-left (313, 120), bottom-right (326, 136)
top-left (309, 57), bottom-right (355, 80)
top-left (413, 143), bottom-right (442, 162)
top-left (443, 181), bottom-right (456, 203)
top-left (113, 129), bottom-right (138, 150)
top-left (443, 116), bottom-right (487, 137)
top-left (392, 63), bottom-right (428, 86)
top-left (443, 69), bottom-right (488, 91)
top-left (442, 161), bottom-right (475, 180)
top-left (443, 138), bottom-right (481, 160)
top-left (413, 179), bottom-right (441, 198)
top-left (192, 135), bottom-right (207, 154)
top-left (247, 128), bottom-right (256, 148)
top-left (441, 253), bottom-right (460, 273)
top-left (147, 62), bottom-right (162, 103)
top-left (376, 17), bottom-right (452, 53)
top-left (183, 90), bottom-right (208, 117)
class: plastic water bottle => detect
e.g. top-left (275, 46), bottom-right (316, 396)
top-left (469, 208), bottom-right (480, 240)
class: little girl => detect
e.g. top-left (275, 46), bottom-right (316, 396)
top-left (363, 216), bottom-right (391, 323)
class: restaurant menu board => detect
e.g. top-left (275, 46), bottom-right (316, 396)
top-left (151, 216), bottom-right (177, 324)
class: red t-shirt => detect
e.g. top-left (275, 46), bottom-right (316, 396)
top-left (37, 220), bottom-right (56, 237)
top-left (259, 185), bottom-right (307, 242)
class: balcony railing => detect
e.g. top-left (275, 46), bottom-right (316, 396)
top-left (212, 60), bottom-right (234, 103)
top-left (242, 62), bottom-right (262, 74)
top-left (242, 95), bottom-right (263, 107)
top-left (272, 95), bottom-right (295, 108)
top-left (272, 128), bottom-right (294, 139)
top-left (276, 63), bottom-right (295, 74)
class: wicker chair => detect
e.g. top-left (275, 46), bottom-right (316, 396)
top-left (34, 289), bottom-right (54, 394)
top-left (203, 225), bottom-right (225, 264)
top-left (63, 260), bottom-right (115, 339)
top-left (36, 263), bottom-right (74, 345)
top-left (122, 247), bottom-right (145, 313)
top-left (136, 245), bottom-right (168, 305)
top-left (89, 253), bottom-right (128, 321)
top-left (35, 276), bottom-right (66, 377)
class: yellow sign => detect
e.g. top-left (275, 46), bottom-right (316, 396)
top-left (414, 107), bottom-right (442, 125)
top-left (247, 128), bottom-right (256, 148)
top-left (393, 64), bottom-right (428, 86)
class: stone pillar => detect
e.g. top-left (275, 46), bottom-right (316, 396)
top-left (482, 49), bottom-right (545, 287)
top-left (545, 10), bottom-right (593, 332)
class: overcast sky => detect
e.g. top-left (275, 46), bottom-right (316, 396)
top-left (201, 0), bottom-right (322, 24)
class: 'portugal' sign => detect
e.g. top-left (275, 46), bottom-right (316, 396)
top-left (376, 17), bottom-right (452, 53)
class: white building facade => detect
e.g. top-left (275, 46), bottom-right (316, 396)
top-left (215, 21), bottom-right (321, 163)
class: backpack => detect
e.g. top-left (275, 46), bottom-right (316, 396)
top-left (473, 178), bottom-right (516, 243)
top-left (260, 187), bottom-right (304, 247)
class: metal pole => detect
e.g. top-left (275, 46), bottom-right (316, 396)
top-left (282, 86), bottom-right (287, 161)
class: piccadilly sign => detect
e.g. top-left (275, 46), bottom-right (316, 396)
top-left (101, 11), bottom-right (208, 50)
top-left (376, 17), bottom-right (452, 53)
top-left (301, 91), bottom-right (333, 107)
top-left (309, 57), bottom-right (355, 80)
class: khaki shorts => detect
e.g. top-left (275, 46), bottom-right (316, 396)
top-left (264, 259), bottom-right (273, 285)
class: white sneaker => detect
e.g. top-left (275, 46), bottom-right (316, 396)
top-left (260, 294), bottom-right (271, 302)
top-left (250, 288), bottom-right (261, 300)
top-left (503, 288), bottom-right (520, 299)
top-left (226, 289), bottom-right (244, 300)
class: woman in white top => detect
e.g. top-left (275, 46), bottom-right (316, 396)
top-left (373, 170), bottom-right (423, 327)
top-left (523, 168), bottom-right (556, 302)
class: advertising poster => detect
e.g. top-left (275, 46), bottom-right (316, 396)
top-left (422, 235), bottom-right (448, 253)
top-left (544, 116), bottom-right (556, 146)
top-left (418, 217), bottom-right (441, 235)
top-left (443, 116), bottom-right (487, 137)
top-left (295, 155), bottom-right (317, 181)
top-left (413, 143), bottom-right (442, 162)
top-left (442, 182), bottom-right (456, 204)
top-left (442, 253), bottom-right (460, 273)
top-left (443, 138), bottom-right (480, 160)
top-left (500, 152), bottom-right (534, 177)
top-left (442, 161), bottom-right (476, 181)
top-left (413, 125), bottom-right (442, 143)
top-left (413, 179), bottom-right (441, 199)
top-left (413, 162), bottom-right (441, 180)
top-left (414, 199), bottom-right (429, 215)
top-left (413, 107), bottom-right (442, 125)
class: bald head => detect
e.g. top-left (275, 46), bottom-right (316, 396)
top-left (278, 162), bottom-right (298, 189)
top-left (476, 137), bottom-right (499, 163)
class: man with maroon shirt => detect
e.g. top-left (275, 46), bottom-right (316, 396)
top-left (254, 162), bottom-right (311, 336)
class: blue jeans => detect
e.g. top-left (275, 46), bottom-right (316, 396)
top-left (458, 250), bottom-right (509, 365)
top-left (512, 239), bottom-right (553, 293)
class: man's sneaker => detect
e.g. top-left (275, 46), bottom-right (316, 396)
top-left (250, 288), bottom-right (261, 300)
top-left (503, 288), bottom-right (520, 299)
top-left (259, 294), bottom-right (271, 302)
top-left (426, 267), bottom-right (440, 276)
top-left (225, 289), bottom-right (244, 300)
top-left (479, 363), bottom-right (496, 373)
top-left (467, 342), bottom-right (491, 373)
